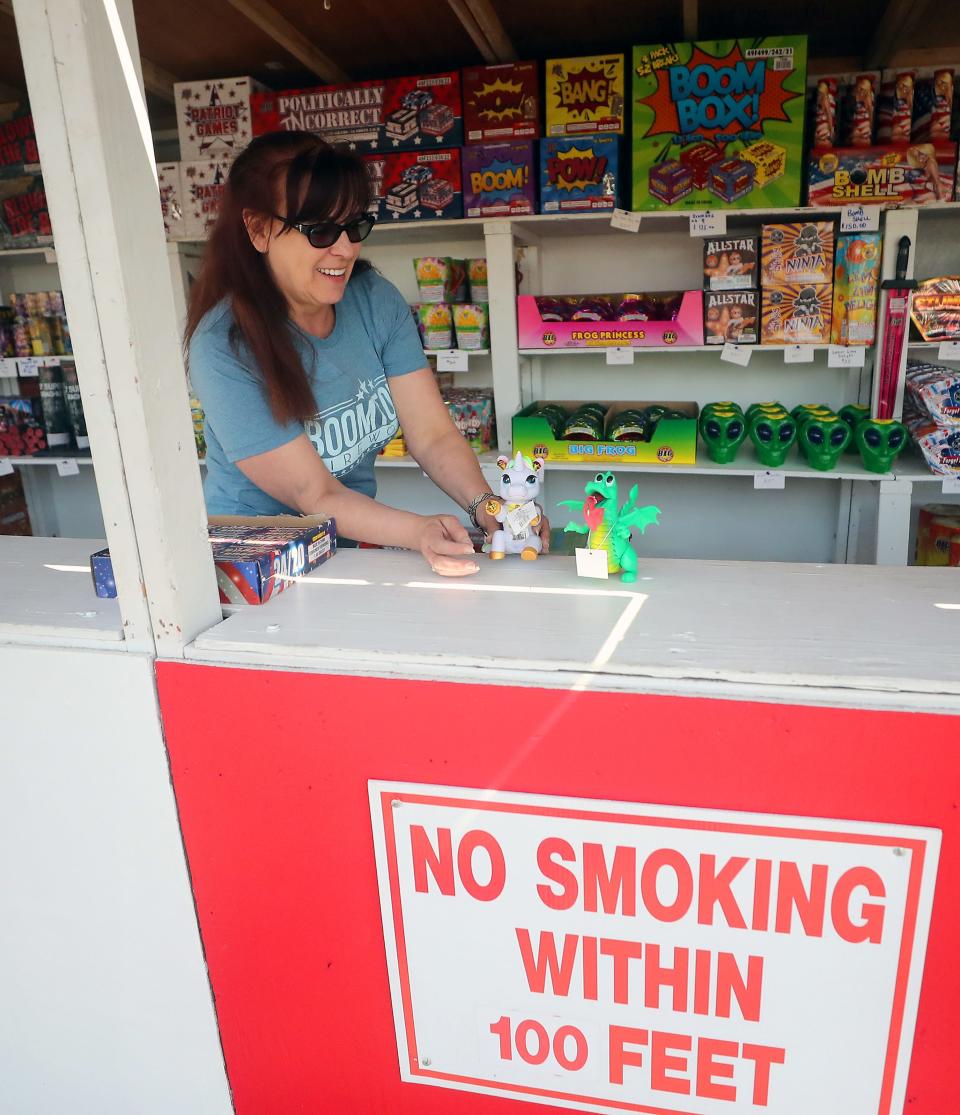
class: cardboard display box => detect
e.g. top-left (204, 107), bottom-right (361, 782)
top-left (513, 399), bottom-right (698, 465)
top-left (174, 76), bottom-right (264, 163)
top-left (545, 54), bottom-right (625, 137)
top-left (463, 62), bottom-right (539, 143)
top-left (807, 141), bottom-right (957, 206)
top-left (539, 135), bottom-right (620, 212)
top-left (632, 37), bottom-right (809, 211)
top-left (181, 156), bottom-right (234, 240)
top-left (517, 291), bottom-right (704, 349)
top-left (91, 516), bottom-right (337, 604)
top-left (0, 101), bottom-right (39, 179)
top-left (0, 174), bottom-right (51, 249)
top-left (462, 141), bottom-right (535, 217)
top-left (364, 150), bottom-right (462, 221)
top-left (157, 162), bottom-right (187, 241)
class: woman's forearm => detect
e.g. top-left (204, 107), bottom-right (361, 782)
top-left (413, 428), bottom-right (492, 511)
top-left (304, 485), bottom-right (424, 548)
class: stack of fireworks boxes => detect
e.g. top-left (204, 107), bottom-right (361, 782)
top-left (702, 234), bottom-right (760, 345)
top-left (0, 100), bottom-right (52, 250)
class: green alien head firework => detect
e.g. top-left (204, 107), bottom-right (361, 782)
top-left (699, 407), bottom-right (747, 464)
top-left (855, 418), bottom-right (908, 474)
top-left (748, 411), bottom-right (797, 468)
top-left (799, 414), bottom-right (851, 470)
top-left (632, 37), bottom-right (808, 211)
top-left (838, 403), bottom-right (870, 453)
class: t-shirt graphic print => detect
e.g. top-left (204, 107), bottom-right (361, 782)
top-left (302, 373), bottom-right (398, 477)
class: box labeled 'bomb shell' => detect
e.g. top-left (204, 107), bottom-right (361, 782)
top-left (545, 55), bottom-right (625, 137)
top-left (632, 37), bottom-right (809, 210)
top-left (462, 142), bottom-right (535, 217)
top-left (539, 136), bottom-right (620, 212)
top-left (463, 62), bottom-right (539, 143)
top-left (364, 150), bottom-right (462, 222)
top-left (762, 283), bottom-right (833, 344)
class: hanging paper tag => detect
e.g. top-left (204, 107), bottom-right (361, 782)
top-left (0, 459), bottom-right (14, 477)
top-left (840, 204), bottom-right (881, 233)
top-left (506, 501), bottom-right (538, 535)
top-left (610, 208), bottom-right (641, 233)
top-left (575, 548), bottom-right (609, 579)
top-left (437, 350), bottom-right (469, 372)
top-left (56, 458), bottom-right (80, 477)
top-left (783, 345), bottom-right (814, 364)
top-left (754, 471), bottom-right (786, 489)
top-left (721, 343), bottom-right (752, 366)
top-left (689, 212), bottom-right (726, 237)
top-left (828, 345), bottom-right (866, 368)
top-left (18, 358), bottom-right (39, 378)
top-left (942, 475), bottom-right (960, 494)
top-left (606, 347), bottom-right (635, 365)
top-left (937, 341), bottom-right (960, 361)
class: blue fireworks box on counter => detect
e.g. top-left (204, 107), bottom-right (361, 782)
top-left (91, 516), bottom-right (337, 604)
top-left (539, 135), bottom-right (620, 213)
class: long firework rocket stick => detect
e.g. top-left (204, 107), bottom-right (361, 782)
top-left (875, 235), bottom-right (917, 420)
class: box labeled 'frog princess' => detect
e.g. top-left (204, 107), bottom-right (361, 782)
top-left (539, 136), bottom-right (619, 212)
top-left (545, 55), bottom-right (625, 137)
top-left (631, 37), bottom-right (808, 210)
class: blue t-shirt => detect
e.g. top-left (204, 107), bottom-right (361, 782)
top-left (189, 268), bottom-right (426, 516)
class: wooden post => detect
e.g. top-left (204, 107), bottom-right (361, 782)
top-left (14, 0), bottom-right (221, 655)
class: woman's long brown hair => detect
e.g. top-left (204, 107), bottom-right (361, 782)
top-left (184, 131), bottom-right (373, 423)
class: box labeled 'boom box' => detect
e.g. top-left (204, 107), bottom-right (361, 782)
top-left (632, 37), bottom-right (809, 210)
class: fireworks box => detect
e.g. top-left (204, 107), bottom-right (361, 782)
top-left (462, 141), bottom-right (535, 217)
top-left (916, 505), bottom-right (960, 566)
top-left (513, 399), bottom-right (698, 466)
top-left (0, 471), bottom-right (30, 536)
top-left (703, 235), bottom-right (758, 290)
top-left (157, 162), bottom-right (187, 240)
top-left (0, 101), bottom-right (39, 178)
top-left (517, 291), bottom-right (704, 348)
top-left (181, 156), bottom-right (234, 240)
top-left (463, 62), bottom-right (539, 143)
top-left (808, 143), bottom-right (957, 206)
top-left (0, 396), bottom-right (47, 456)
top-left (364, 150), bottom-right (462, 221)
top-left (761, 222), bottom-right (835, 286)
top-left (632, 37), bottom-right (809, 211)
top-left (704, 290), bottom-right (759, 345)
top-left (545, 54), bottom-right (625, 137)
top-left (251, 72), bottom-right (462, 152)
top-left (539, 136), bottom-right (620, 212)
top-left (174, 77), bottom-right (264, 162)
top-left (831, 232), bottom-right (881, 345)
top-left (761, 284), bottom-right (833, 344)
top-left (0, 174), bottom-right (52, 249)
top-left (91, 516), bottom-right (337, 604)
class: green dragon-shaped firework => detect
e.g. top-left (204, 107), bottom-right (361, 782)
top-left (560, 471), bottom-right (660, 583)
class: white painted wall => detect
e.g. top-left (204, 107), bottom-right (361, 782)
top-left (0, 645), bottom-right (232, 1114)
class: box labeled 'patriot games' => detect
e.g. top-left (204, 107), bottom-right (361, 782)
top-left (462, 142), bottom-right (535, 217)
top-left (545, 55), bottom-right (625, 137)
top-left (463, 62), bottom-right (539, 143)
top-left (251, 72), bottom-right (462, 152)
top-left (539, 136), bottom-right (620, 212)
top-left (181, 157), bottom-right (234, 240)
top-left (364, 150), bottom-right (462, 221)
top-left (632, 37), bottom-right (808, 210)
top-left (157, 162), bottom-right (186, 240)
top-left (174, 76), bottom-right (264, 162)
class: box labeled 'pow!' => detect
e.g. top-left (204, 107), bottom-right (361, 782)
top-left (539, 136), bottom-right (620, 212)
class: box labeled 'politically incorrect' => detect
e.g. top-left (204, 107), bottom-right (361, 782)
top-left (632, 37), bottom-right (809, 210)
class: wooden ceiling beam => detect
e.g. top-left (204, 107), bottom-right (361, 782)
top-left (866, 0), bottom-right (934, 69)
top-left (447, 0), bottom-right (517, 64)
top-left (140, 57), bottom-right (178, 104)
top-left (682, 0), bottom-right (698, 42)
top-left (223, 0), bottom-right (349, 83)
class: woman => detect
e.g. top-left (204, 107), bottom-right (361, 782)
top-left (186, 130), bottom-right (547, 576)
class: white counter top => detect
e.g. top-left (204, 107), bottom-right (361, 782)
top-left (0, 536), bottom-right (123, 647)
top-left (188, 550), bottom-right (960, 710)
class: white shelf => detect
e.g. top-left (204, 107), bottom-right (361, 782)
top-left (1, 453), bottom-right (93, 468)
top-left (518, 344), bottom-right (866, 359)
top-left (896, 456), bottom-right (960, 483)
top-left (0, 245), bottom-right (57, 263)
top-left (424, 348), bottom-right (490, 358)
top-left (0, 354), bottom-right (74, 375)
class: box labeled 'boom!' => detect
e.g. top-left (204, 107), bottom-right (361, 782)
top-left (632, 37), bottom-right (808, 210)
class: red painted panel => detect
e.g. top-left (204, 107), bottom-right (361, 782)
top-left (156, 662), bottom-right (958, 1114)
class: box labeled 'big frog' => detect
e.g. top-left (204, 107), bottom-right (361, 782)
top-left (540, 136), bottom-right (620, 212)
top-left (463, 63), bottom-right (539, 143)
top-left (632, 37), bottom-right (809, 210)
top-left (545, 55), bottom-right (625, 137)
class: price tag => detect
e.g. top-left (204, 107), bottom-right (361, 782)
top-left (56, 458), bottom-right (80, 477)
top-left (575, 547), bottom-right (609, 579)
top-left (937, 341), bottom-right (960, 361)
top-left (721, 343), bottom-right (752, 366)
top-left (610, 208), bottom-right (641, 233)
top-left (0, 459), bottom-right (13, 477)
top-left (754, 471), bottom-right (786, 490)
top-left (18, 358), bottom-right (39, 378)
top-left (840, 204), bottom-right (881, 233)
top-left (689, 211), bottom-right (726, 237)
top-left (506, 501), bottom-right (539, 535)
top-left (828, 345), bottom-right (866, 368)
top-left (783, 345), bottom-right (815, 364)
top-left (606, 347), bottom-right (635, 365)
top-left (437, 350), bottom-right (469, 372)
top-left (942, 476), bottom-right (960, 494)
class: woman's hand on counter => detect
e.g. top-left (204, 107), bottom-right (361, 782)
top-left (417, 515), bottom-right (480, 577)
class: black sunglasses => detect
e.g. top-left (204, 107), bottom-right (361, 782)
top-left (273, 213), bottom-right (376, 248)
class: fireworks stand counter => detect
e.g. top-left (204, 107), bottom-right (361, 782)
top-left (156, 546), bottom-right (960, 1115)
